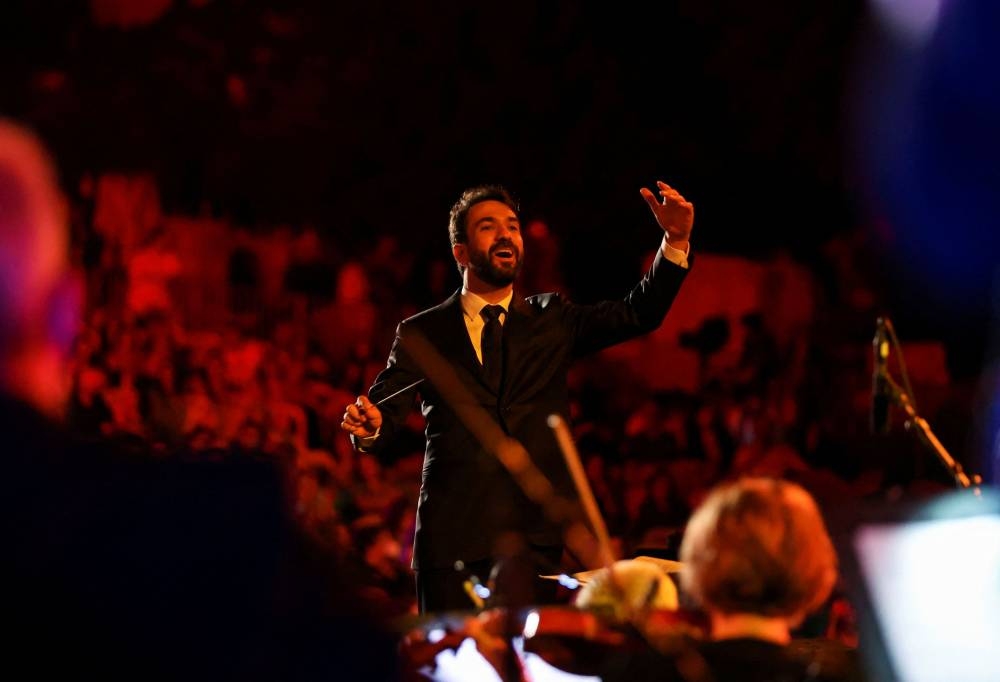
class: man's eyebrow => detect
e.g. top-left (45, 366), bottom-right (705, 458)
top-left (473, 214), bottom-right (518, 227)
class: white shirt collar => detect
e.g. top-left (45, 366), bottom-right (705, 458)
top-left (460, 287), bottom-right (514, 322)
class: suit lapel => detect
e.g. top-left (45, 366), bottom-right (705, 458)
top-left (433, 290), bottom-right (481, 376)
top-left (501, 295), bottom-right (535, 395)
top-left (433, 290), bottom-right (535, 397)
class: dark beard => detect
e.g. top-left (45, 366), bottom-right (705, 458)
top-left (467, 243), bottom-right (522, 287)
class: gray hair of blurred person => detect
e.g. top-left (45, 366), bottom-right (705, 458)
top-left (679, 477), bottom-right (838, 625)
top-left (0, 119), bottom-right (78, 415)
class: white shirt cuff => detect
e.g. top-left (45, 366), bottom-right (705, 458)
top-left (356, 428), bottom-right (380, 449)
top-left (660, 237), bottom-right (691, 269)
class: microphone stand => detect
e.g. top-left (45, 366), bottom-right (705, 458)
top-left (881, 371), bottom-right (983, 494)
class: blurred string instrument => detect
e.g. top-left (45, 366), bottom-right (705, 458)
top-left (397, 602), bottom-right (709, 681)
top-left (395, 410), bottom-right (709, 680)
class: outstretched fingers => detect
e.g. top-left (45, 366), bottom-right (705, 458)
top-left (640, 186), bottom-right (661, 211)
top-left (640, 179), bottom-right (694, 244)
top-left (657, 181), bottom-right (692, 209)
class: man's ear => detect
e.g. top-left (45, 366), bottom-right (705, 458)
top-left (452, 243), bottom-right (468, 268)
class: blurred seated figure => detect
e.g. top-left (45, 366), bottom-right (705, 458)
top-left (605, 477), bottom-right (864, 682)
top-left (179, 367), bottom-right (221, 438)
top-left (345, 515), bottom-right (416, 620)
top-left (66, 363), bottom-right (114, 439)
top-left (124, 224), bottom-right (181, 318)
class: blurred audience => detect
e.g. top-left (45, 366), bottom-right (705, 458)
top-left (10, 66), bottom-right (967, 646)
top-left (0, 118), bottom-right (399, 680)
top-left (47, 155), bottom-right (961, 630)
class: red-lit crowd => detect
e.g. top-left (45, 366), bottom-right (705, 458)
top-left (63, 174), bottom-right (955, 626)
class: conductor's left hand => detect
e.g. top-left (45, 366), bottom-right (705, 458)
top-left (640, 180), bottom-right (694, 251)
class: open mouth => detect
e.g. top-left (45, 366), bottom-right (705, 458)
top-left (492, 246), bottom-right (517, 261)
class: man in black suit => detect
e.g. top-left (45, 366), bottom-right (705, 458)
top-left (342, 180), bottom-right (694, 613)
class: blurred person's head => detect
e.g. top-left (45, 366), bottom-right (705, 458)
top-left (183, 370), bottom-right (214, 400)
top-left (296, 464), bottom-right (333, 511)
top-left (0, 119), bottom-right (79, 416)
top-left (354, 516), bottom-right (403, 574)
top-left (647, 470), bottom-right (678, 508)
top-left (357, 451), bottom-right (383, 484)
top-left (185, 425), bottom-right (218, 452)
top-left (679, 477), bottom-right (837, 640)
top-left (234, 418), bottom-right (265, 452)
top-left (71, 322), bottom-right (103, 364)
top-left (584, 452), bottom-right (605, 482)
top-left (75, 365), bottom-right (108, 404)
top-left (334, 261), bottom-right (370, 304)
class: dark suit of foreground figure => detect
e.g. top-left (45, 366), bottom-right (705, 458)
top-left (343, 182), bottom-right (695, 613)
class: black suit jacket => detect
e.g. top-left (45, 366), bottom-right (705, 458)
top-left (361, 247), bottom-right (690, 570)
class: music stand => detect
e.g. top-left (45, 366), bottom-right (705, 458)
top-left (831, 485), bottom-right (1000, 682)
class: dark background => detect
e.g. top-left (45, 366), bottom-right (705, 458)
top-left (1, 2), bottom-right (865, 272)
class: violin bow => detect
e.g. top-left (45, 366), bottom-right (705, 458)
top-left (548, 414), bottom-right (617, 570)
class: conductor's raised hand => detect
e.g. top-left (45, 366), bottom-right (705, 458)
top-left (640, 180), bottom-right (694, 250)
top-left (340, 395), bottom-right (382, 439)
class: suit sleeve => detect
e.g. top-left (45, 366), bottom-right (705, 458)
top-left (566, 246), bottom-right (691, 358)
top-left (351, 322), bottom-right (423, 455)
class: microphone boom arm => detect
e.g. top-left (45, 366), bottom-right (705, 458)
top-left (882, 373), bottom-right (982, 493)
